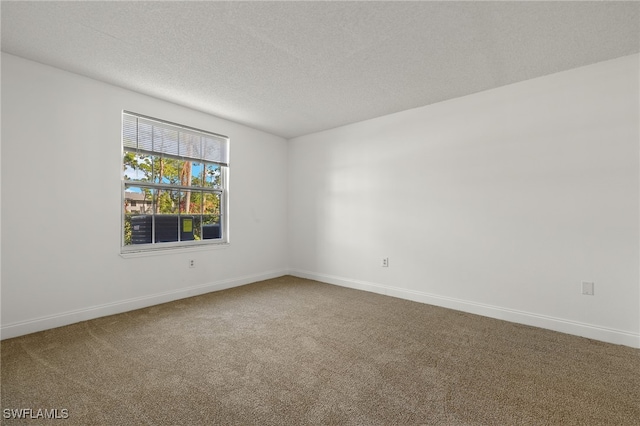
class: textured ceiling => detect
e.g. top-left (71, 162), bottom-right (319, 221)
top-left (2, 1), bottom-right (639, 139)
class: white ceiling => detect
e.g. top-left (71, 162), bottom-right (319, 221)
top-left (2, 1), bottom-right (639, 139)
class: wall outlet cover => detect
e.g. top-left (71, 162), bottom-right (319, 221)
top-left (581, 281), bottom-right (594, 296)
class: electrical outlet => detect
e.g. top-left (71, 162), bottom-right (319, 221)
top-left (382, 257), bottom-right (389, 267)
top-left (189, 259), bottom-right (195, 268)
top-left (581, 281), bottom-right (594, 296)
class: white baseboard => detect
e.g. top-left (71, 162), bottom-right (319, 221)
top-left (0, 269), bottom-right (287, 340)
top-left (290, 269), bottom-right (640, 349)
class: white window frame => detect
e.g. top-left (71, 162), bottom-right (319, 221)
top-left (121, 111), bottom-right (229, 253)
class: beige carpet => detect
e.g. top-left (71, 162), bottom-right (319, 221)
top-left (2, 275), bottom-right (639, 425)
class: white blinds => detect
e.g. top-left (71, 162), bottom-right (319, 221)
top-left (123, 112), bottom-right (229, 166)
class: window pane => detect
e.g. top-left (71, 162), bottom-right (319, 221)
top-left (124, 213), bottom-right (133, 246)
top-left (123, 152), bottom-right (152, 182)
top-left (124, 186), bottom-right (154, 214)
top-left (153, 156), bottom-right (180, 185)
top-left (204, 163), bottom-right (221, 188)
top-left (179, 215), bottom-right (195, 242)
top-left (124, 186), bottom-right (155, 246)
top-left (156, 189), bottom-right (179, 214)
top-left (202, 192), bottom-right (221, 239)
top-left (193, 216), bottom-right (203, 241)
top-left (152, 155), bottom-right (164, 184)
top-left (130, 215), bottom-right (154, 245)
top-left (153, 157), bottom-right (204, 187)
top-left (154, 215), bottom-right (179, 244)
top-left (203, 192), bottom-right (220, 217)
top-left (184, 190), bottom-right (203, 215)
top-left (201, 217), bottom-right (221, 240)
top-left (191, 162), bottom-right (204, 186)
top-left (176, 160), bottom-right (200, 187)
top-left (180, 189), bottom-right (202, 215)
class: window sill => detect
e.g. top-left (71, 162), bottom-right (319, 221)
top-left (120, 242), bottom-right (230, 258)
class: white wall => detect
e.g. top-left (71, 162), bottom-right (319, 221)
top-left (289, 54), bottom-right (640, 348)
top-left (1, 53), bottom-right (289, 338)
top-left (3, 52), bottom-right (639, 348)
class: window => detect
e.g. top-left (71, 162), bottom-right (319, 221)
top-left (122, 111), bottom-right (229, 252)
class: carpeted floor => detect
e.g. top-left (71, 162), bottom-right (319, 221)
top-left (2, 275), bottom-right (639, 425)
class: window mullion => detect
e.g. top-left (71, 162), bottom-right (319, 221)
top-left (125, 181), bottom-right (222, 194)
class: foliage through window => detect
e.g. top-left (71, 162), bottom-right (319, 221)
top-left (122, 112), bottom-right (229, 251)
